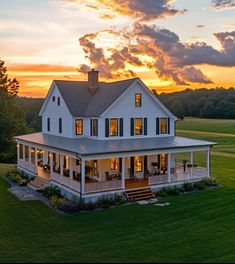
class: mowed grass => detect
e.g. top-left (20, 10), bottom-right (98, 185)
top-left (177, 117), bottom-right (235, 135)
top-left (0, 118), bottom-right (235, 263)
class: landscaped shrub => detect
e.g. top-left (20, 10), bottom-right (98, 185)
top-left (164, 187), bottom-right (180, 196)
top-left (183, 183), bottom-right (194, 192)
top-left (80, 201), bottom-right (98, 211)
top-left (97, 194), bottom-right (127, 208)
top-left (193, 181), bottom-right (206, 190)
top-left (156, 189), bottom-right (168, 198)
top-left (50, 195), bottom-right (66, 209)
top-left (7, 169), bottom-right (33, 186)
top-left (202, 178), bottom-right (218, 187)
top-left (42, 186), bottom-right (61, 198)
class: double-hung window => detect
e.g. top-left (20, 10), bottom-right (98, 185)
top-left (75, 119), bottom-right (83, 135)
top-left (135, 118), bottom-right (143, 135)
top-left (110, 118), bottom-right (118, 136)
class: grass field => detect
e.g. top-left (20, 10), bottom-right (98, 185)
top-left (0, 118), bottom-right (235, 263)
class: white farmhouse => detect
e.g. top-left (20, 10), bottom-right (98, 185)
top-left (15, 70), bottom-right (216, 201)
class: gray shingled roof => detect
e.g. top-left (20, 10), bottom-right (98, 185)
top-left (54, 78), bottom-right (138, 117)
top-left (15, 133), bottom-right (216, 157)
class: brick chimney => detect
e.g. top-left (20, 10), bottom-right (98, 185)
top-left (88, 68), bottom-right (99, 95)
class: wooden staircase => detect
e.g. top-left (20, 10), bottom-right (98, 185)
top-left (28, 177), bottom-right (50, 191)
top-left (125, 187), bottom-right (155, 202)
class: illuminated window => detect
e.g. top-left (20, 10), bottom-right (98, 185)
top-left (135, 93), bottom-right (142, 107)
top-left (135, 156), bottom-right (142, 172)
top-left (75, 119), bottom-right (83, 135)
top-left (31, 147), bottom-right (35, 164)
top-left (110, 158), bottom-right (119, 170)
top-left (93, 160), bottom-right (98, 176)
top-left (92, 119), bottom-right (98, 136)
top-left (160, 118), bottom-right (167, 134)
top-left (110, 118), bottom-right (118, 136)
top-left (135, 118), bottom-right (143, 135)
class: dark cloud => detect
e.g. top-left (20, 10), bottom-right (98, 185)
top-left (212, 0), bottom-right (235, 10)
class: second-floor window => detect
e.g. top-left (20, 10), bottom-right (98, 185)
top-left (160, 118), bottom-right (167, 134)
top-left (135, 118), bottom-right (143, 135)
top-left (75, 119), bottom-right (83, 135)
top-left (52, 96), bottom-right (55, 102)
top-left (57, 97), bottom-right (60, 106)
top-left (90, 119), bottom-right (98, 136)
top-left (110, 118), bottom-right (118, 136)
top-left (59, 118), bottom-right (62, 133)
top-left (135, 93), bottom-right (142, 107)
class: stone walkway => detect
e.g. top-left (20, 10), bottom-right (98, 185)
top-left (5, 177), bottom-right (52, 207)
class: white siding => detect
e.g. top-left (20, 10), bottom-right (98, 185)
top-left (42, 85), bottom-right (74, 138)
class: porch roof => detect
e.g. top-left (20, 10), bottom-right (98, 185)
top-left (15, 133), bottom-right (216, 157)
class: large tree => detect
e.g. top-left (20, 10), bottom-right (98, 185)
top-left (0, 59), bottom-right (28, 163)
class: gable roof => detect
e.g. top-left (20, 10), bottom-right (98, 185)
top-left (40, 77), bottom-right (177, 119)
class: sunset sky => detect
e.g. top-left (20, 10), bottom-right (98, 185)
top-left (0, 0), bottom-right (235, 97)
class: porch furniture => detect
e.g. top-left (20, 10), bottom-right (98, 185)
top-left (73, 171), bottom-right (81, 181)
top-left (43, 163), bottom-right (50, 172)
top-left (105, 171), bottom-right (112, 181)
top-left (128, 168), bottom-right (138, 182)
top-left (144, 169), bottom-right (152, 180)
top-left (63, 168), bottom-right (70, 177)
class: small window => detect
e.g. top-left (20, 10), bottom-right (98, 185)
top-left (47, 118), bottom-right (50, 132)
top-left (160, 118), bottom-right (167, 134)
top-left (135, 118), bottom-right (143, 135)
top-left (110, 158), bottom-right (119, 170)
top-left (135, 93), bottom-right (142, 107)
top-left (75, 119), bottom-right (83, 135)
top-left (57, 97), bottom-right (60, 106)
top-left (110, 118), bottom-right (118, 136)
top-left (52, 96), bottom-right (55, 102)
top-left (19, 144), bottom-right (23, 160)
top-left (59, 118), bottom-right (62, 133)
top-left (91, 119), bottom-right (98, 136)
top-left (135, 156), bottom-right (142, 172)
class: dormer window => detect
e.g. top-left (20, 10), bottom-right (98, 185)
top-left (135, 93), bottom-right (142, 107)
top-left (75, 119), bottom-right (83, 135)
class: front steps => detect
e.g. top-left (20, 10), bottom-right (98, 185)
top-left (125, 188), bottom-right (155, 202)
top-left (28, 177), bottom-right (50, 190)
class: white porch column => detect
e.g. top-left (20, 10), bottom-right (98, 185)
top-left (167, 153), bottom-right (171, 183)
top-left (50, 152), bottom-right (53, 178)
top-left (207, 149), bottom-right (210, 178)
top-left (35, 148), bottom-right (38, 175)
top-left (60, 154), bottom-right (64, 183)
top-left (23, 144), bottom-right (25, 161)
top-left (17, 143), bottom-right (20, 162)
top-left (121, 157), bottom-right (125, 190)
top-left (81, 159), bottom-right (85, 194)
top-left (69, 157), bottom-right (73, 188)
top-left (190, 152), bottom-right (193, 180)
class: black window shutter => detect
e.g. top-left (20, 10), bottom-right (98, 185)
top-left (96, 119), bottom-right (99, 136)
top-left (130, 118), bottom-right (134, 136)
top-left (90, 119), bottom-right (93, 136)
top-left (168, 117), bottom-right (170, 134)
top-left (105, 118), bottom-right (109, 137)
top-left (144, 118), bottom-right (147, 135)
top-left (144, 155), bottom-right (148, 172)
top-left (119, 157), bottom-right (122, 173)
top-left (119, 118), bottom-right (123, 137)
top-left (156, 118), bottom-right (159, 135)
top-left (130, 157), bottom-right (135, 175)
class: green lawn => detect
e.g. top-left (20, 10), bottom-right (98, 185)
top-left (0, 118), bottom-right (235, 263)
top-left (176, 117), bottom-right (235, 135)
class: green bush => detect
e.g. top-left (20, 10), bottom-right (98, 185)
top-left (7, 169), bottom-right (32, 186)
top-left (202, 178), bottom-right (217, 187)
top-left (193, 181), bottom-right (206, 190)
top-left (156, 189), bottom-right (168, 198)
top-left (164, 187), bottom-right (180, 196)
top-left (42, 186), bottom-right (61, 198)
top-left (183, 183), bottom-right (194, 192)
top-left (50, 195), bottom-right (66, 209)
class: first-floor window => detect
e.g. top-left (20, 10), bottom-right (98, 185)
top-left (135, 156), bottom-right (142, 172)
top-left (93, 160), bottom-right (98, 176)
top-left (160, 118), bottom-right (167, 134)
top-left (135, 118), bottom-right (143, 135)
top-left (110, 118), bottom-right (118, 136)
top-left (25, 146), bottom-right (29, 162)
top-left (110, 158), bottom-right (119, 170)
top-left (31, 147), bottom-right (35, 164)
top-left (75, 119), bottom-right (83, 135)
top-left (19, 144), bottom-right (23, 160)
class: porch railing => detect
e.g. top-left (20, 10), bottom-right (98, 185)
top-left (51, 172), bottom-right (81, 192)
top-left (18, 159), bottom-right (36, 173)
top-left (85, 180), bottom-right (122, 193)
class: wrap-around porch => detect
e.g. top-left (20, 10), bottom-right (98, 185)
top-left (17, 142), bottom-right (210, 195)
